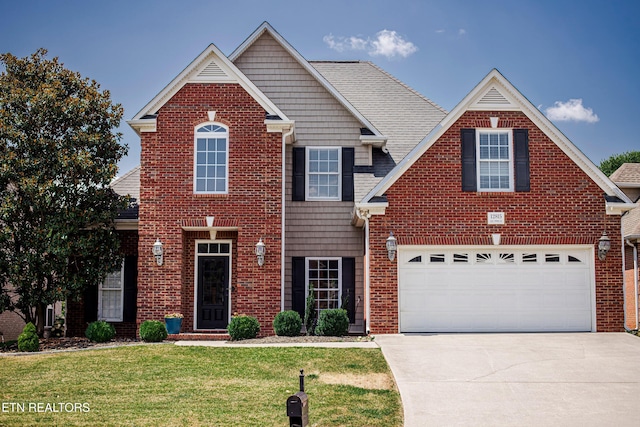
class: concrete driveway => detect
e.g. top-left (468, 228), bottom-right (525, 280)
top-left (376, 333), bottom-right (640, 427)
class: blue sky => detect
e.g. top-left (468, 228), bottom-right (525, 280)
top-left (1, 0), bottom-right (638, 174)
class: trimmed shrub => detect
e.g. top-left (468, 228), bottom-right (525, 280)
top-left (139, 320), bottom-right (167, 342)
top-left (18, 322), bottom-right (39, 352)
top-left (273, 310), bottom-right (302, 337)
top-left (315, 309), bottom-right (349, 337)
top-left (228, 315), bottom-right (260, 341)
top-left (85, 320), bottom-right (116, 343)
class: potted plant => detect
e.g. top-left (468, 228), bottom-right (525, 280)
top-left (164, 313), bottom-right (184, 334)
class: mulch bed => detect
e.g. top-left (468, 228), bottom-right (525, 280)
top-left (0, 337), bottom-right (143, 353)
top-left (0, 335), bottom-right (373, 353)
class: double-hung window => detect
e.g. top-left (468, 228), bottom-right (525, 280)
top-left (194, 124), bottom-right (228, 194)
top-left (306, 258), bottom-right (342, 311)
top-left (306, 148), bottom-right (341, 200)
top-left (462, 128), bottom-right (529, 193)
top-left (477, 130), bottom-right (513, 191)
top-left (98, 262), bottom-right (124, 322)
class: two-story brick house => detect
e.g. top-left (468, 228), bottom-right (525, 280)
top-left (66, 22), bottom-right (635, 338)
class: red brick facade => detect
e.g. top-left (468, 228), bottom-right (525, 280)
top-left (367, 111), bottom-right (624, 333)
top-left (137, 83), bottom-right (282, 336)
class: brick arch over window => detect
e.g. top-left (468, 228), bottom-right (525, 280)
top-left (194, 122), bottom-right (229, 194)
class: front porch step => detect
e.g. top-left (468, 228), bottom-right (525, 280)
top-left (167, 332), bottom-right (230, 341)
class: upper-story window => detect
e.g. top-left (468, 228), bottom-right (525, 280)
top-left (477, 130), bottom-right (513, 191)
top-left (306, 147), bottom-right (341, 200)
top-left (194, 124), bottom-right (228, 194)
top-left (461, 128), bottom-right (529, 193)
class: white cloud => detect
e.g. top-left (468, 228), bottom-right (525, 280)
top-left (458, 28), bottom-right (467, 36)
top-left (370, 30), bottom-right (418, 58)
top-left (323, 29), bottom-right (418, 59)
top-left (322, 34), bottom-right (367, 52)
top-left (435, 29), bottom-right (445, 34)
top-left (545, 99), bottom-right (599, 123)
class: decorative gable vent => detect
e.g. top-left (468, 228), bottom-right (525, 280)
top-left (477, 87), bottom-right (510, 105)
top-left (469, 85), bottom-right (517, 111)
top-left (190, 59), bottom-right (234, 82)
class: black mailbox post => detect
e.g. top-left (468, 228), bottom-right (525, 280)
top-left (286, 370), bottom-right (308, 427)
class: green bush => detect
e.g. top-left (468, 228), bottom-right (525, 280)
top-left (18, 322), bottom-right (39, 352)
top-left (315, 309), bottom-right (349, 337)
top-left (139, 320), bottom-right (167, 342)
top-left (228, 315), bottom-right (260, 340)
top-left (85, 320), bottom-right (116, 343)
top-left (273, 310), bottom-right (302, 337)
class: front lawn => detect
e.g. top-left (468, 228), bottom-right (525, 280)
top-left (0, 344), bottom-right (402, 426)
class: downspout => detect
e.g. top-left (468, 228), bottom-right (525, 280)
top-left (356, 208), bottom-right (371, 335)
top-left (281, 127), bottom-right (295, 312)
top-left (626, 239), bottom-right (639, 330)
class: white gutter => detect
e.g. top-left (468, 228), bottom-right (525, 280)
top-left (280, 127), bottom-right (295, 312)
top-left (626, 239), bottom-right (639, 330)
top-left (356, 208), bottom-right (372, 334)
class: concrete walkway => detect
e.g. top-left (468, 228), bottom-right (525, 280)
top-left (376, 333), bottom-right (640, 427)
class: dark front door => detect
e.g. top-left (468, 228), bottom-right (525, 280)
top-left (197, 256), bottom-right (229, 329)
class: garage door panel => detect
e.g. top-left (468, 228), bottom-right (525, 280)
top-left (399, 247), bottom-right (593, 333)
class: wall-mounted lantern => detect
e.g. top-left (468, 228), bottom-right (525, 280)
top-left (152, 238), bottom-right (164, 266)
top-left (386, 232), bottom-right (397, 261)
top-left (598, 231), bottom-right (611, 261)
top-left (255, 238), bottom-right (266, 267)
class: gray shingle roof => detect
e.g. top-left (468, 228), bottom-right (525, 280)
top-left (610, 163), bottom-right (640, 184)
top-left (311, 61), bottom-right (447, 164)
top-left (111, 166), bottom-right (140, 201)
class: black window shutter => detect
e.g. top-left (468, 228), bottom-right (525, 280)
top-left (291, 257), bottom-right (306, 318)
top-left (461, 129), bottom-right (477, 191)
top-left (292, 147), bottom-right (305, 201)
top-left (342, 147), bottom-right (354, 202)
top-left (123, 256), bottom-right (138, 323)
top-left (342, 257), bottom-right (356, 323)
top-left (83, 284), bottom-right (98, 323)
top-left (513, 129), bottom-right (530, 192)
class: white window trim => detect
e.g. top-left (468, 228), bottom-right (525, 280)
top-left (305, 147), bottom-right (342, 201)
top-left (305, 257), bottom-right (342, 311)
top-left (193, 239), bottom-right (233, 331)
top-left (98, 261), bottom-right (124, 322)
top-left (476, 129), bottom-right (514, 192)
top-left (193, 122), bottom-right (229, 195)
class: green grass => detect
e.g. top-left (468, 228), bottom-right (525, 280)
top-left (0, 344), bottom-right (402, 426)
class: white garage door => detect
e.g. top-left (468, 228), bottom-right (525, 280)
top-left (399, 247), bottom-right (594, 332)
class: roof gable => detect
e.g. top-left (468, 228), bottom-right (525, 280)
top-left (362, 69), bottom-right (634, 210)
top-left (229, 22), bottom-right (385, 138)
top-left (127, 41), bottom-right (290, 134)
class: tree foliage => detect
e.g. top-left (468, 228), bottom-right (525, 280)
top-left (599, 150), bottom-right (640, 177)
top-left (0, 49), bottom-right (127, 334)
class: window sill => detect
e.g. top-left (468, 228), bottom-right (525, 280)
top-left (193, 193), bottom-right (230, 198)
top-left (475, 191), bottom-right (517, 197)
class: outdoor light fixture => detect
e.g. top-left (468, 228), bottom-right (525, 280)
top-left (255, 238), bottom-right (266, 267)
top-left (598, 231), bottom-right (611, 261)
top-left (152, 238), bottom-right (164, 266)
top-left (386, 232), bottom-right (397, 261)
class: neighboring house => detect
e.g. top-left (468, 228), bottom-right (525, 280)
top-left (610, 163), bottom-right (640, 330)
top-left (66, 22), bottom-right (636, 337)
